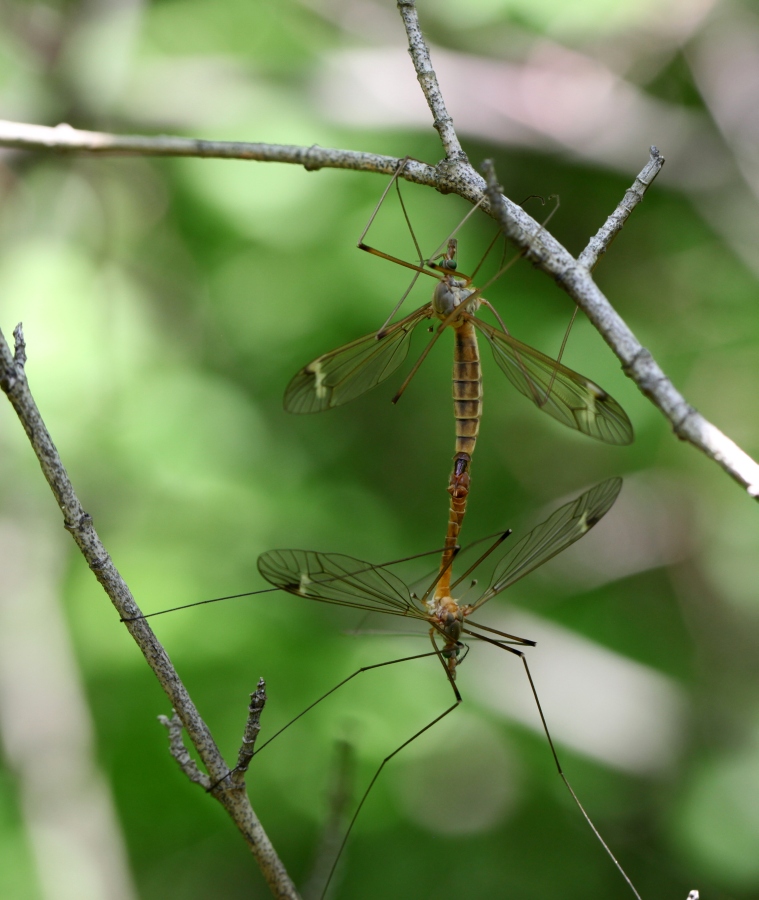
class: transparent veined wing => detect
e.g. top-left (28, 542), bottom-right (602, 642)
top-left (284, 305), bottom-right (433, 414)
top-left (471, 318), bottom-right (633, 445)
top-left (469, 477), bottom-right (622, 611)
top-left (258, 549), bottom-right (425, 618)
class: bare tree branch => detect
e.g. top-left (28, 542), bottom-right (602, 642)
top-left (158, 712), bottom-right (211, 789)
top-left (233, 679), bottom-right (268, 785)
top-left (0, 326), bottom-right (301, 900)
top-left (0, 119), bottom-right (436, 178)
top-left (397, 0), bottom-right (464, 161)
top-left (578, 146), bottom-right (666, 270)
top-left (482, 160), bottom-right (759, 498)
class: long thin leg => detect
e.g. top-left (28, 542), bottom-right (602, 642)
top-left (319, 632), bottom-right (462, 900)
top-left (139, 543), bottom-right (460, 624)
top-left (470, 629), bottom-right (643, 900)
top-left (546, 303), bottom-right (580, 398)
top-left (461, 620), bottom-right (535, 646)
top-left (205, 650), bottom-right (443, 795)
top-left (358, 165), bottom-right (487, 336)
top-left (472, 194), bottom-right (570, 408)
top-left (356, 157), bottom-right (412, 248)
top-left (372, 170), bottom-right (430, 335)
top-left (423, 196), bottom-right (486, 271)
top-left (253, 651), bottom-right (440, 756)
top-left (468, 226), bottom-right (502, 284)
top-left (390, 317), bottom-right (450, 404)
top-left (447, 530), bottom-right (512, 593)
top-left (124, 586), bottom-right (280, 621)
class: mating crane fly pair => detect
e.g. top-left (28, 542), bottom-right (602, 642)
top-left (264, 164), bottom-right (638, 898)
top-left (147, 163), bottom-right (640, 900)
top-left (282, 161), bottom-right (632, 617)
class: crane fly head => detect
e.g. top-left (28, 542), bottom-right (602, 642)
top-left (429, 237), bottom-right (459, 274)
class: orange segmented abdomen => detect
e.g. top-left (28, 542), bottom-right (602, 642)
top-left (436, 451), bottom-right (471, 599)
top-left (435, 322), bottom-right (482, 601)
top-left (452, 320), bottom-right (482, 458)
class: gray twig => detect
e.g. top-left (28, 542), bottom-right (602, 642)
top-left (0, 326), bottom-right (300, 900)
top-left (579, 146), bottom-right (666, 270)
top-left (482, 158), bottom-right (759, 498)
top-left (397, 0), bottom-right (464, 162)
top-left (233, 679), bottom-right (268, 785)
top-left (158, 712), bottom-right (210, 789)
top-left (0, 118), bottom-right (433, 178)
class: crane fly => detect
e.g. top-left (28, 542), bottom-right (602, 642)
top-left (254, 478), bottom-right (640, 900)
top-left (285, 161), bottom-right (633, 581)
top-left (284, 161), bottom-right (633, 453)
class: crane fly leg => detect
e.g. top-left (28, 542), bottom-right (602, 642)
top-left (468, 628), bottom-right (642, 900)
top-left (318, 633), bottom-right (462, 900)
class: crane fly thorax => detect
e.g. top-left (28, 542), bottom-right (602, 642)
top-left (425, 594), bottom-right (465, 675)
top-left (432, 276), bottom-right (479, 323)
top-left (426, 594), bottom-right (463, 639)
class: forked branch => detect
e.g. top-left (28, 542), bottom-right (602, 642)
top-left (1, 120), bottom-right (756, 497)
top-left (482, 158), bottom-right (759, 497)
top-left (0, 325), bottom-right (300, 900)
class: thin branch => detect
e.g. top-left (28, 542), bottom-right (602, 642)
top-left (158, 712), bottom-right (211, 789)
top-left (397, 0), bottom-right (464, 161)
top-left (482, 159), bottom-right (759, 499)
top-left (233, 679), bottom-right (268, 785)
top-left (0, 326), bottom-right (300, 900)
top-left (578, 146), bottom-right (666, 270)
top-left (0, 118), bottom-right (431, 176)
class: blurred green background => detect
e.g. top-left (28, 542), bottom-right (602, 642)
top-left (2, 0), bottom-right (759, 898)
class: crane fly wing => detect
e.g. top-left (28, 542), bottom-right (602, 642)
top-left (471, 318), bottom-right (633, 445)
top-left (258, 549), bottom-right (423, 618)
top-left (284, 305), bottom-right (432, 414)
top-left (470, 477), bottom-right (622, 611)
